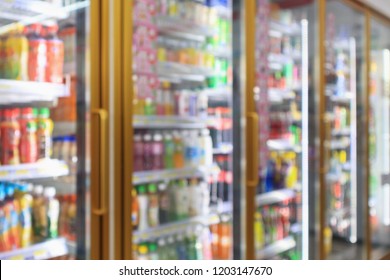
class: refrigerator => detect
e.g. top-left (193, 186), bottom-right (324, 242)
top-left (368, 16), bottom-right (390, 259)
top-left (241, 0), bottom-right (313, 260)
top-left (126, 0), bottom-right (235, 260)
top-left (0, 0), bottom-right (109, 260)
top-left (320, 0), bottom-right (367, 260)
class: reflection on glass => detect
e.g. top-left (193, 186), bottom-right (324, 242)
top-left (254, 0), bottom-right (311, 260)
top-left (324, 0), bottom-right (365, 260)
top-left (369, 19), bottom-right (390, 258)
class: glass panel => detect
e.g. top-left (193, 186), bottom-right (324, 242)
top-left (0, 0), bottom-right (90, 260)
top-left (324, 0), bottom-right (365, 259)
top-left (369, 18), bottom-right (390, 259)
top-left (131, 0), bottom-right (234, 260)
top-left (254, 0), bottom-right (313, 260)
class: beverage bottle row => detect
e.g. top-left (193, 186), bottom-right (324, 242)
top-left (134, 85), bottom-right (209, 118)
top-left (263, 152), bottom-right (298, 193)
top-left (156, 0), bottom-right (228, 33)
top-left (134, 225), bottom-right (213, 260)
top-left (269, 32), bottom-right (301, 57)
top-left (132, 178), bottom-right (210, 231)
top-left (0, 108), bottom-right (53, 166)
top-left (133, 220), bottom-right (232, 260)
top-left (268, 62), bottom-right (300, 90)
top-left (133, 129), bottom-right (213, 172)
top-left (0, 181), bottom-right (61, 252)
top-left (254, 200), bottom-right (295, 250)
top-left (0, 23), bottom-right (64, 83)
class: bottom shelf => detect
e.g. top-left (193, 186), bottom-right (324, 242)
top-left (256, 236), bottom-right (296, 260)
top-left (0, 238), bottom-right (68, 260)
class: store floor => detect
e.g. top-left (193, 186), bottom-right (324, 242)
top-left (329, 240), bottom-right (390, 260)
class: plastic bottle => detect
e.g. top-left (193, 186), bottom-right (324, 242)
top-left (15, 183), bottom-right (33, 248)
top-left (0, 184), bottom-right (10, 252)
top-left (201, 129), bottom-right (213, 167)
top-left (5, 25), bottom-right (28, 80)
top-left (26, 23), bottom-right (47, 82)
top-left (152, 132), bottom-right (164, 170)
top-left (157, 238), bottom-right (168, 260)
top-left (172, 130), bottom-right (185, 168)
top-left (163, 133), bottom-right (174, 169)
top-left (1, 109), bottom-right (21, 165)
top-left (176, 233), bottom-right (188, 260)
top-left (0, 35), bottom-right (4, 78)
top-left (199, 180), bottom-right (210, 215)
top-left (209, 223), bottom-right (219, 259)
top-left (175, 179), bottom-right (189, 220)
top-left (254, 211), bottom-right (265, 251)
top-left (201, 226), bottom-right (212, 260)
top-left (137, 243), bottom-right (149, 260)
top-left (44, 187), bottom-right (60, 238)
top-left (197, 90), bottom-right (208, 118)
top-left (158, 182), bottom-right (169, 224)
top-left (58, 194), bottom-right (69, 237)
top-left (188, 178), bottom-right (201, 217)
top-left (147, 183), bottom-right (159, 227)
top-left (137, 185), bottom-right (148, 231)
top-left (19, 108), bottom-right (38, 164)
top-left (131, 188), bottom-right (139, 230)
top-left (32, 185), bottom-right (46, 241)
top-left (148, 241), bottom-right (159, 260)
top-left (45, 24), bottom-right (64, 83)
top-left (166, 236), bottom-right (178, 259)
top-left (143, 133), bottom-right (153, 171)
top-left (218, 219), bottom-right (231, 260)
top-left (133, 133), bottom-right (144, 172)
top-left (5, 184), bottom-right (20, 249)
top-left (36, 108), bottom-right (54, 160)
top-left (67, 194), bottom-right (77, 241)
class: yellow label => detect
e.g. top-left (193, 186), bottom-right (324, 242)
top-left (10, 255), bottom-right (25, 260)
top-left (33, 249), bottom-right (47, 259)
top-left (16, 169), bottom-right (29, 175)
top-left (0, 171), bottom-right (9, 177)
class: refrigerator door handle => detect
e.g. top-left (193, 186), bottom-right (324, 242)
top-left (246, 112), bottom-right (259, 188)
top-left (92, 108), bottom-right (108, 216)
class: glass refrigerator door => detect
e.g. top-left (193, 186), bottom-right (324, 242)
top-left (369, 18), bottom-right (390, 259)
top-left (252, 0), bottom-right (311, 260)
top-left (0, 0), bottom-right (92, 260)
top-left (323, 0), bottom-right (366, 259)
top-left (129, 0), bottom-right (234, 260)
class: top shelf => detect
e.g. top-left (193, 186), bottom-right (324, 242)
top-left (0, 0), bottom-right (90, 34)
top-left (0, 79), bottom-right (69, 107)
top-left (269, 20), bottom-right (300, 36)
top-left (155, 15), bottom-right (217, 42)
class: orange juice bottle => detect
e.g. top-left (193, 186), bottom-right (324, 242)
top-left (5, 25), bottom-right (28, 80)
top-left (36, 108), bottom-right (53, 160)
top-left (0, 109), bottom-right (21, 165)
top-left (173, 130), bottom-right (185, 168)
top-left (26, 23), bottom-right (46, 82)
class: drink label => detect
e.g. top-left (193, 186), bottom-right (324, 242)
top-left (28, 39), bottom-right (46, 82)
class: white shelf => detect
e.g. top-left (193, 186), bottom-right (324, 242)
top-left (203, 86), bottom-right (231, 99)
top-left (133, 115), bottom-right (208, 129)
top-left (256, 236), bottom-right (296, 259)
top-left (268, 88), bottom-right (296, 103)
top-left (0, 79), bottom-right (69, 106)
top-left (0, 238), bottom-right (68, 260)
top-left (332, 128), bottom-right (351, 136)
top-left (267, 139), bottom-right (301, 152)
top-left (156, 15), bottom-right (216, 42)
top-left (133, 202), bottom-right (232, 242)
top-left (329, 139), bottom-right (350, 150)
top-left (156, 62), bottom-right (215, 83)
top-left (213, 143), bottom-right (233, 155)
top-left (256, 189), bottom-right (297, 207)
top-left (133, 165), bottom-right (219, 185)
top-left (269, 21), bottom-right (300, 36)
top-left (0, 0), bottom-right (90, 34)
top-left (0, 159), bottom-right (69, 180)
